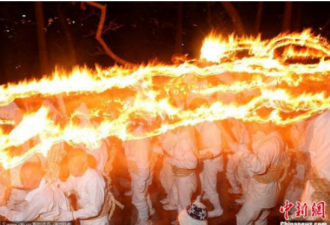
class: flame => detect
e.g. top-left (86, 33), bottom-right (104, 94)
top-left (1, 29), bottom-right (330, 169)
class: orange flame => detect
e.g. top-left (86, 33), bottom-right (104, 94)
top-left (1, 29), bottom-right (330, 169)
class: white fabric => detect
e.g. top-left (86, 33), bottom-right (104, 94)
top-left (226, 153), bottom-right (241, 191)
top-left (242, 131), bottom-right (285, 208)
top-left (229, 119), bottom-right (250, 146)
top-left (130, 171), bottom-right (150, 221)
top-left (74, 103), bottom-right (108, 171)
top-left (0, 178), bottom-right (70, 221)
top-left (284, 122), bottom-right (309, 212)
top-left (237, 131), bottom-right (285, 225)
top-left (195, 121), bottom-right (223, 209)
top-left (236, 199), bottom-right (270, 225)
top-left (195, 121), bottom-right (222, 157)
top-left (0, 102), bottom-right (22, 125)
top-left (175, 173), bottom-right (197, 213)
top-left (158, 131), bottom-right (178, 204)
top-left (123, 126), bottom-right (151, 180)
top-left (162, 126), bottom-right (197, 212)
top-left (86, 140), bottom-right (108, 172)
top-left (159, 156), bottom-right (178, 205)
top-left (6, 189), bottom-right (27, 209)
top-left (301, 110), bottom-right (330, 206)
top-left (225, 120), bottom-right (249, 192)
top-left (58, 168), bottom-right (106, 223)
top-left (167, 126), bottom-right (197, 170)
top-left (123, 126), bottom-right (152, 220)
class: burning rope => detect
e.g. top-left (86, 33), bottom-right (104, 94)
top-left (1, 29), bottom-right (330, 169)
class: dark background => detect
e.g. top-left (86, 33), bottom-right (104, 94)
top-left (1, 2), bottom-right (330, 84)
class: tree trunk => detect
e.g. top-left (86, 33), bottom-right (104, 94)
top-left (255, 2), bottom-right (263, 34)
top-left (282, 1), bottom-right (292, 32)
top-left (34, 2), bottom-right (49, 75)
top-left (221, 2), bottom-right (245, 35)
top-left (57, 3), bottom-right (76, 67)
top-left (175, 2), bottom-right (183, 54)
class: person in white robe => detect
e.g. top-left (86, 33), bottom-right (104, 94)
top-left (163, 125), bottom-right (198, 216)
top-left (158, 130), bottom-right (178, 210)
top-left (235, 123), bottom-right (286, 225)
top-left (284, 120), bottom-right (309, 215)
top-left (0, 162), bottom-right (70, 221)
top-left (73, 103), bottom-right (108, 172)
top-left (57, 148), bottom-right (108, 225)
top-left (189, 98), bottom-right (224, 218)
top-left (301, 110), bottom-right (330, 220)
top-left (123, 121), bottom-right (153, 225)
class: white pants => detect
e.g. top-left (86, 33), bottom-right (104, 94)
top-left (131, 172), bottom-right (150, 221)
top-left (160, 157), bottom-right (178, 204)
top-left (200, 157), bottom-right (222, 199)
top-left (81, 215), bottom-right (109, 225)
top-left (236, 200), bottom-right (270, 225)
top-left (226, 153), bottom-right (240, 190)
top-left (174, 173), bottom-right (197, 212)
top-left (236, 157), bottom-right (250, 198)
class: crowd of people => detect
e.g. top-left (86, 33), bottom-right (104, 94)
top-left (0, 92), bottom-right (329, 225)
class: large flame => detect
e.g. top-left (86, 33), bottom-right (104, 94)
top-left (1, 29), bottom-right (330, 169)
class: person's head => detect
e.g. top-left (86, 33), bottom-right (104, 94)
top-left (20, 162), bottom-right (44, 190)
top-left (67, 148), bottom-right (88, 177)
top-left (178, 199), bottom-right (208, 225)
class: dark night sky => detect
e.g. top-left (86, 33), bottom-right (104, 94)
top-left (1, 2), bottom-right (330, 84)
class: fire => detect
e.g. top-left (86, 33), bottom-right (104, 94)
top-left (1, 29), bottom-right (330, 169)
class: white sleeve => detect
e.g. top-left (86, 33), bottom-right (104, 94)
top-left (0, 190), bottom-right (53, 221)
top-left (72, 178), bottom-right (105, 220)
top-left (242, 141), bottom-right (275, 175)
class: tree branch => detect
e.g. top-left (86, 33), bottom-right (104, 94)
top-left (84, 2), bottom-right (135, 67)
top-left (221, 2), bottom-right (245, 35)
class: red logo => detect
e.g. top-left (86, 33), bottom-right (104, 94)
top-left (311, 201), bottom-right (326, 219)
top-left (280, 200), bottom-right (294, 220)
top-left (280, 200), bottom-right (326, 220)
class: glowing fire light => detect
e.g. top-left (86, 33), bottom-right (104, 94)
top-left (1, 29), bottom-right (330, 169)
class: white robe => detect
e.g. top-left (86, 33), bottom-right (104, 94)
top-left (0, 178), bottom-right (70, 221)
top-left (284, 122), bottom-right (309, 213)
top-left (195, 121), bottom-right (223, 200)
top-left (58, 168), bottom-right (107, 225)
top-left (236, 131), bottom-right (285, 225)
top-left (74, 103), bottom-right (108, 172)
top-left (123, 126), bottom-right (152, 221)
top-left (164, 126), bottom-right (197, 212)
top-left (301, 110), bottom-right (330, 208)
top-left (158, 131), bottom-right (178, 205)
top-left (0, 102), bottom-right (22, 125)
top-left (226, 120), bottom-right (250, 194)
